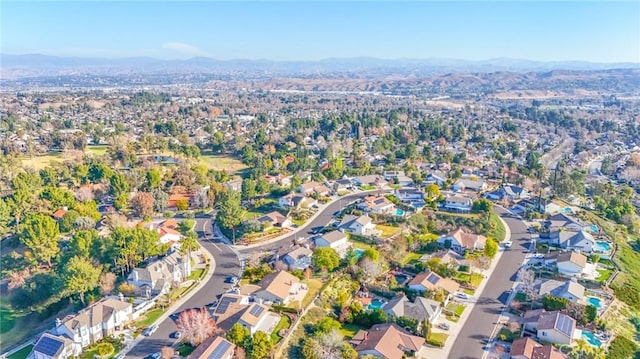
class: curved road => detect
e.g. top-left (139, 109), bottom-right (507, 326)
top-left (126, 219), bottom-right (241, 358)
top-left (237, 189), bottom-right (392, 254)
top-left (448, 207), bottom-right (530, 359)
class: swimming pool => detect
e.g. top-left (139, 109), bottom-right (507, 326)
top-left (396, 209), bottom-right (405, 216)
top-left (368, 298), bottom-right (386, 310)
top-left (590, 224), bottom-right (599, 232)
top-left (582, 331), bottom-right (602, 347)
top-left (587, 297), bottom-right (602, 308)
top-left (355, 248), bottom-right (364, 259)
top-left (562, 207), bottom-right (573, 213)
top-left (394, 274), bottom-right (409, 285)
top-left (593, 241), bottom-right (611, 252)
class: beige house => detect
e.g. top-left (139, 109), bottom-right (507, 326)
top-left (437, 227), bottom-right (487, 253)
top-left (351, 323), bottom-right (425, 359)
top-left (407, 270), bottom-right (460, 294)
top-left (253, 271), bottom-right (305, 305)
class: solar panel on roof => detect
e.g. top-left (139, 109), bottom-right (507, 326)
top-left (557, 314), bottom-right (574, 336)
top-left (426, 274), bottom-right (440, 285)
top-left (35, 336), bottom-right (63, 356)
top-left (374, 199), bottom-right (385, 204)
top-left (249, 305), bottom-right (264, 317)
top-left (208, 340), bottom-right (232, 359)
top-left (215, 297), bottom-right (238, 314)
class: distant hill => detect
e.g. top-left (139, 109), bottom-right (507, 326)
top-left (2, 53), bottom-right (639, 79)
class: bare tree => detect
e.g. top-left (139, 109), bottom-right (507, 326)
top-left (176, 308), bottom-right (218, 346)
top-left (75, 187), bottom-right (95, 202)
top-left (160, 346), bottom-right (175, 359)
top-left (360, 258), bottom-right (382, 282)
top-left (518, 268), bottom-right (538, 301)
top-left (99, 272), bottom-right (117, 295)
top-left (7, 269), bottom-right (31, 290)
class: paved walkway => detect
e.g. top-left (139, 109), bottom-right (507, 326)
top-left (419, 213), bottom-right (514, 358)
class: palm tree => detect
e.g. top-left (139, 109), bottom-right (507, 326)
top-left (179, 230), bottom-right (199, 259)
top-left (571, 339), bottom-right (592, 359)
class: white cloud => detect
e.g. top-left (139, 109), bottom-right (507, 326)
top-left (162, 42), bottom-right (208, 57)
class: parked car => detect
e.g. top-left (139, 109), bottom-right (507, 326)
top-left (171, 331), bottom-right (182, 339)
top-left (143, 324), bottom-right (158, 336)
top-left (114, 354), bottom-right (125, 359)
top-left (456, 292), bottom-right (469, 299)
top-left (225, 276), bottom-right (239, 284)
top-left (437, 323), bottom-right (450, 330)
top-left (503, 241), bottom-right (513, 248)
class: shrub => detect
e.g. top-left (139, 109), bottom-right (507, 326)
top-left (607, 335), bottom-right (638, 359)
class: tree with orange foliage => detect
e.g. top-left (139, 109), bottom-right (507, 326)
top-left (176, 308), bottom-right (218, 346)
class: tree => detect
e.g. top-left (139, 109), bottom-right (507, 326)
top-left (160, 346), bottom-right (175, 359)
top-left (312, 247), bottom-right (340, 272)
top-left (69, 229), bottom-right (98, 258)
top-left (20, 213), bottom-right (60, 267)
top-left (472, 198), bottom-right (493, 213)
top-left (517, 268), bottom-right (537, 301)
top-left (130, 192), bottom-right (154, 218)
top-left (248, 331), bottom-right (272, 359)
top-left (59, 210), bottom-right (80, 232)
top-left (74, 216), bottom-right (96, 231)
top-left (226, 323), bottom-right (250, 347)
top-left (359, 258), bottom-right (382, 282)
top-left (95, 342), bottom-right (114, 357)
top-left (176, 198), bottom-right (189, 211)
top-left (109, 173), bottom-right (129, 197)
top-left (146, 168), bottom-right (162, 189)
top-left (360, 248), bottom-right (379, 262)
top-left (178, 219), bottom-right (195, 234)
top-left (313, 317), bottom-right (341, 334)
top-left (542, 295), bottom-right (569, 311)
top-left (180, 231), bottom-right (199, 258)
top-left (241, 179), bottom-right (257, 200)
top-left (151, 188), bottom-right (169, 213)
top-left (63, 256), bottom-right (101, 305)
top-left (176, 308), bottom-right (218, 346)
top-left (98, 272), bottom-right (116, 295)
top-left (216, 191), bottom-right (243, 242)
top-left (484, 238), bottom-right (498, 258)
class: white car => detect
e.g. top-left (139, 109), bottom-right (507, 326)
top-left (456, 292), bottom-right (469, 299)
top-left (503, 241), bottom-right (513, 248)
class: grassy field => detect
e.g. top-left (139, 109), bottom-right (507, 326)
top-left (427, 332), bottom-right (449, 347)
top-left (271, 315), bottom-right (292, 343)
top-left (19, 153), bottom-right (63, 170)
top-left (339, 323), bottom-right (365, 339)
top-left (376, 224), bottom-right (401, 238)
top-left (85, 145), bottom-right (109, 156)
top-left (0, 299), bottom-right (32, 350)
top-left (400, 252), bottom-right (422, 266)
top-left (135, 308), bottom-right (164, 328)
top-left (199, 153), bottom-right (247, 172)
top-left (6, 345), bottom-right (33, 359)
top-left (489, 212), bottom-right (507, 241)
top-left (301, 279), bottom-right (323, 308)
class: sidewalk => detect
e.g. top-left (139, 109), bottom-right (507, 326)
top-left (117, 245), bottom-right (216, 357)
top-left (419, 214), bottom-right (513, 358)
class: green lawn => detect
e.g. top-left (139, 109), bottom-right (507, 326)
top-left (6, 345), bottom-right (33, 359)
top-left (361, 185), bottom-right (376, 190)
top-left (19, 153), bottom-right (62, 170)
top-left (489, 212), bottom-right (507, 241)
top-left (188, 268), bottom-right (204, 281)
top-left (135, 308), bottom-right (164, 328)
top-left (85, 145), bottom-right (109, 156)
top-left (339, 324), bottom-right (365, 339)
top-left (351, 240), bottom-right (376, 251)
top-left (469, 273), bottom-right (484, 288)
top-left (80, 341), bottom-right (123, 359)
top-left (463, 288), bottom-right (476, 295)
top-left (0, 298), bottom-right (34, 349)
top-left (376, 224), bottom-right (401, 238)
top-left (497, 328), bottom-right (518, 342)
top-left (400, 252), bottom-right (422, 266)
top-left (445, 303), bottom-right (465, 322)
top-left (427, 332), bottom-right (449, 347)
top-left (596, 268), bottom-right (614, 283)
top-left (271, 315), bottom-right (292, 343)
top-left (301, 279), bottom-right (323, 308)
top-left (199, 153), bottom-right (248, 173)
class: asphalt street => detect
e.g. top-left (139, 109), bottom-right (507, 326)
top-left (126, 218), bottom-right (241, 359)
top-left (237, 189), bottom-right (392, 254)
top-left (448, 207), bottom-right (529, 359)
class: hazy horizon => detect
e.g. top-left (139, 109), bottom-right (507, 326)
top-left (2, 1), bottom-right (639, 63)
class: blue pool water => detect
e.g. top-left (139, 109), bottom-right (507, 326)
top-left (396, 209), bottom-right (405, 216)
top-left (594, 241), bottom-right (611, 252)
top-left (368, 299), bottom-right (386, 310)
top-left (582, 331), bottom-right (602, 347)
top-left (562, 207), bottom-right (572, 213)
top-left (587, 297), bottom-right (602, 308)
top-left (590, 224), bottom-right (599, 232)
top-left (355, 248), bottom-right (364, 259)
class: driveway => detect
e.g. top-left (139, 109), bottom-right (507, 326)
top-left (125, 218), bottom-right (241, 358)
top-left (448, 207), bottom-right (530, 359)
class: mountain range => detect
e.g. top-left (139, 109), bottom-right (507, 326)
top-left (2, 53), bottom-right (640, 79)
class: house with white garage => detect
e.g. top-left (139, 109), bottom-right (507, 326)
top-left (551, 251), bottom-right (596, 279)
top-left (253, 270), bottom-right (306, 305)
top-left (443, 195), bottom-right (473, 213)
top-left (437, 227), bottom-right (486, 253)
top-left (282, 246), bottom-right (313, 270)
top-left (314, 230), bottom-right (351, 257)
top-left (550, 230), bottom-right (596, 253)
top-left (535, 311), bottom-right (577, 345)
top-left (383, 295), bottom-right (442, 325)
top-left (536, 279), bottom-right (586, 305)
top-left (338, 215), bottom-right (379, 236)
top-left (127, 250), bottom-right (191, 296)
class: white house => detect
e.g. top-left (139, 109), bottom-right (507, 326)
top-left (127, 250), bottom-right (191, 296)
top-left (437, 227), bottom-right (486, 253)
top-left (282, 246), bottom-right (313, 270)
top-left (257, 211), bottom-right (291, 228)
top-left (554, 252), bottom-right (596, 278)
top-left (314, 230), bottom-right (351, 257)
top-left (338, 215), bottom-right (378, 236)
top-left (536, 279), bottom-right (586, 305)
top-left (383, 296), bottom-right (442, 325)
top-left (53, 298), bottom-right (133, 350)
top-left (536, 311), bottom-right (576, 345)
top-left (551, 230), bottom-right (596, 253)
top-left (253, 271), bottom-right (305, 305)
top-left (452, 178), bottom-right (487, 192)
top-left (443, 195), bottom-right (473, 212)
top-left (237, 303), bottom-right (281, 336)
top-left (31, 333), bottom-right (80, 359)
top-left (395, 188), bottom-right (425, 202)
top-left (278, 193), bottom-right (316, 209)
top-left (357, 195), bottom-right (396, 215)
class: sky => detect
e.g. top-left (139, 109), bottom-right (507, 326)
top-left (2, 1), bottom-right (639, 63)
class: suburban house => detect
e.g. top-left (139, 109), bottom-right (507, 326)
top-left (297, 181), bottom-right (331, 196)
top-left (395, 175), bottom-right (414, 187)
top-left (53, 298), bottom-right (133, 349)
top-left (211, 294), bottom-right (251, 331)
top-left (188, 336), bottom-right (235, 359)
top-left (549, 230), bottom-right (596, 253)
top-left (127, 250), bottom-right (191, 296)
top-left (510, 337), bottom-right (567, 359)
top-left (30, 333), bottom-right (80, 359)
top-left (257, 211), bottom-right (291, 228)
top-left (394, 188), bottom-right (425, 202)
top-left (407, 270), bottom-right (460, 295)
top-left (338, 215), bottom-right (379, 236)
top-left (282, 246), bottom-right (313, 270)
top-left (383, 171), bottom-right (405, 181)
top-left (353, 175), bottom-right (388, 188)
top-left (437, 227), bottom-right (487, 253)
top-left (142, 219), bottom-right (182, 244)
top-left (225, 178), bottom-right (243, 192)
top-left (168, 193), bottom-right (192, 209)
top-left (452, 178), bottom-right (487, 192)
top-left (253, 270), bottom-right (305, 305)
top-left (443, 195), bottom-right (473, 212)
top-left (237, 303), bottom-right (281, 336)
top-left (545, 213), bottom-right (584, 232)
top-left (357, 195), bottom-right (396, 215)
top-left (485, 184), bottom-right (530, 202)
top-left (351, 323), bottom-right (425, 359)
top-left (278, 193), bottom-right (316, 209)
top-left (383, 295), bottom-right (442, 325)
top-left (333, 178), bottom-right (354, 191)
top-left (314, 230), bottom-right (351, 257)
top-left (424, 171), bottom-right (447, 187)
top-left (419, 250), bottom-right (465, 267)
top-left (552, 251), bottom-right (595, 278)
top-left (535, 311), bottom-right (577, 345)
top-left (536, 279), bottom-right (586, 305)
top-left (51, 207), bottom-right (69, 221)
